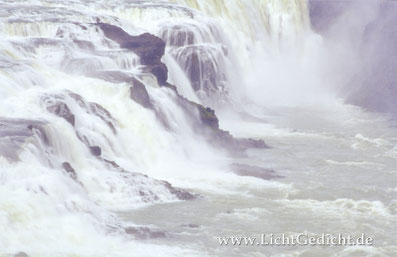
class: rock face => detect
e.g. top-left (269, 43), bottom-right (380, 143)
top-left (66, 90), bottom-right (118, 134)
top-left (159, 21), bottom-right (228, 98)
top-left (89, 146), bottom-right (102, 157)
top-left (62, 162), bottom-right (77, 180)
top-left (348, 2), bottom-right (397, 114)
top-left (86, 70), bottom-right (155, 110)
top-left (172, 45), bottom-right (225, 94)
top-left (0, 118), bottom-right (49, 161)
top-left (45, 100), bottom-right (75, 126)
top-left (160, 24), bottom-right (196, 47)
top-left (129, 79), bottom-right (154, 109)
top-left (231, 163), bottom-right (282, 180)
top-left (308, 0), bottom-right (350, 33)
top-left (98, 23), bottom-right (168, 85)
top-left (98, 23), bottom-right (267, 152)
top-left (0, 110), bottom-right (196, 204)
top-left (124, 226), bottom-right (166, 240)
top-left (14, 252), bottom-right (29, 257)
top-left (168, 83), bottom-right (268, 151)
top-left (88, 102), bottom-right (117, 134)
top-left (97, 156), bottom-right (197, 202)
top-left (162, 180), bottom-right (196, 200)
top-left (43, 91), bottom-right (118, 135)
top-left (311, 1), bottom-right (397, 114)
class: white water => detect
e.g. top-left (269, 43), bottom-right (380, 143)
top-left (0, 0), bottom-right (396, 257)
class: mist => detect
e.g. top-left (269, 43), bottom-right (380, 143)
top-left (309, 0), bottom-right (397, 114)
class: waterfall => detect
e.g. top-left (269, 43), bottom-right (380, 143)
top-left (3, 1), bottom-right (395, 257)
top-left (104, 0), bottom-right (311, 106)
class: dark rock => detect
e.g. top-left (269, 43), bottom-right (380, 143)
top-left (308, 0), bottom-right (397, 113)
top-left (128, 79), bottom-right (171, 128)
top-left (85, 70), bottom-right (155, 111)
top-left (86, 70), bottom-right (133, 84)
top-left (73, 39), bottom-right (95, 51)
top-left (98, 23), bottom-right (168, 85)
top-left (160, 22), bottom-right (227, 95)
top-left (163, 82), bottom-right (177, 91)
top-left (89, 146), bottom-right (101, 157)
top-left (27, 124), bottom-right (50, 146)
top-left (88, 102), bottom-right (117, 134)
top-left (149, 62), bottom-right (168, 86)
top-left (46, 101), bottom-right (75, 126)
top-left (102, 158), bottom-right (121, 169)
top-left (237, 138), bottom-right (269, 149)
top-left (88, 74), bottom-right (171, 128)
top-left (346, 2), bottom-right (397, 114)
top-left (308, 0), bottom-right (350, 33)
top-left (0, 118), bottom-right (49, 161)
top-left (231, 164), bottom-right (282, 180)
top-left (30, 38), bottom-right (59, 47)
top-left (83, 72), bottom-right (170, 129)
top-left (165, 84), bottom-right (267, 152)
top-left (172, 45), bottom-right (223, 93)
top-left (98, 23), bottom-right (267, 152)
top-left (124, 226), bottom-right (166, 239)
top-left (129, 79), bottom-right (153, 109)
top-left (14, 252), bottom-right (29, 257)
top-left (62, 162), bottom-right (77, 180)
top-left (197, 106), bottom-right (219, 130)
top-left (162, 180), bottom-right (196, 200)
top-left (160, 24), bottom-right (195, 46)
top-left (66, 90), bottom-right (117, 134)
top-left (66, 91), bottom-right (86, 107)
top-left (181, 224), bottom-right (200, 228)
top-left (98, 156), bottom-right (196, 202)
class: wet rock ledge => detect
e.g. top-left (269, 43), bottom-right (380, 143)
top-left (97, 23), bottom-right (268, 152)
top-left (98, 23), bottom-right (168, 86)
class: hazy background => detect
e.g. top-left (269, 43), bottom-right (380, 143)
top-left (309, 0), bottom-right (397, 114)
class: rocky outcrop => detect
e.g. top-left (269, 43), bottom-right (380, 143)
top-left (159, 20), bottom-right (228, 98)
top-left (85, 70), bottom-right (154, 109)
top-left (124, 226), bottom-right (166, 240)
top-left (96, 155), bottom-right (197, 202)
top-left (160, 24), bottom-right (195, 47)
top-left (89, 146), bottom-right (102, 157)
top-left (171, 45), bottom-right (226, 94)
top-left (62, 162), bottom-right (78, 180)
top-left (86, 70), bottom-right (170, 128)
top-left (231, 163), bottom-right (282, 180)
top-left (43, 91), bottom-right (118, 134)
top-left (0, 118), bottom-right (49, 161)
top-left (14, 252), bottom-right (29, 257)
top-left (89, 102), bottom-right (117, 134)
top-left (311, 1), bottom-right (397, 114)
top-left (67, 91), bottom-right (117, 134)
top-left (97, 23), bottom-right (267, 152)
top-left (181, 223), bottom-right (200, 228)
top-left (308, 0), bottom-right (350, 33)
top-left (165, 82), bottom-right (268, 151)
top-left (348, 3), bottom-right (397, 114)
top-left (162, 180), bottom-right (196, 200)
top-left (45, 99), bottom-right (75, 126)
top-left (238, 138), bottom-right (268, 149)
top-left (0, 117), bottom-right (195, 204)
top-left (129, 79), bottom-right (154, 109)
top-left (98, 23), bottom-right (168, 85)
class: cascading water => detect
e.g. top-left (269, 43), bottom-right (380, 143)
top-left (1, 0), bottom-right (396, 257)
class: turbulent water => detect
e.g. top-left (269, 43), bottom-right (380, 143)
top-left (0, 0), bottom-right (396, 256)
